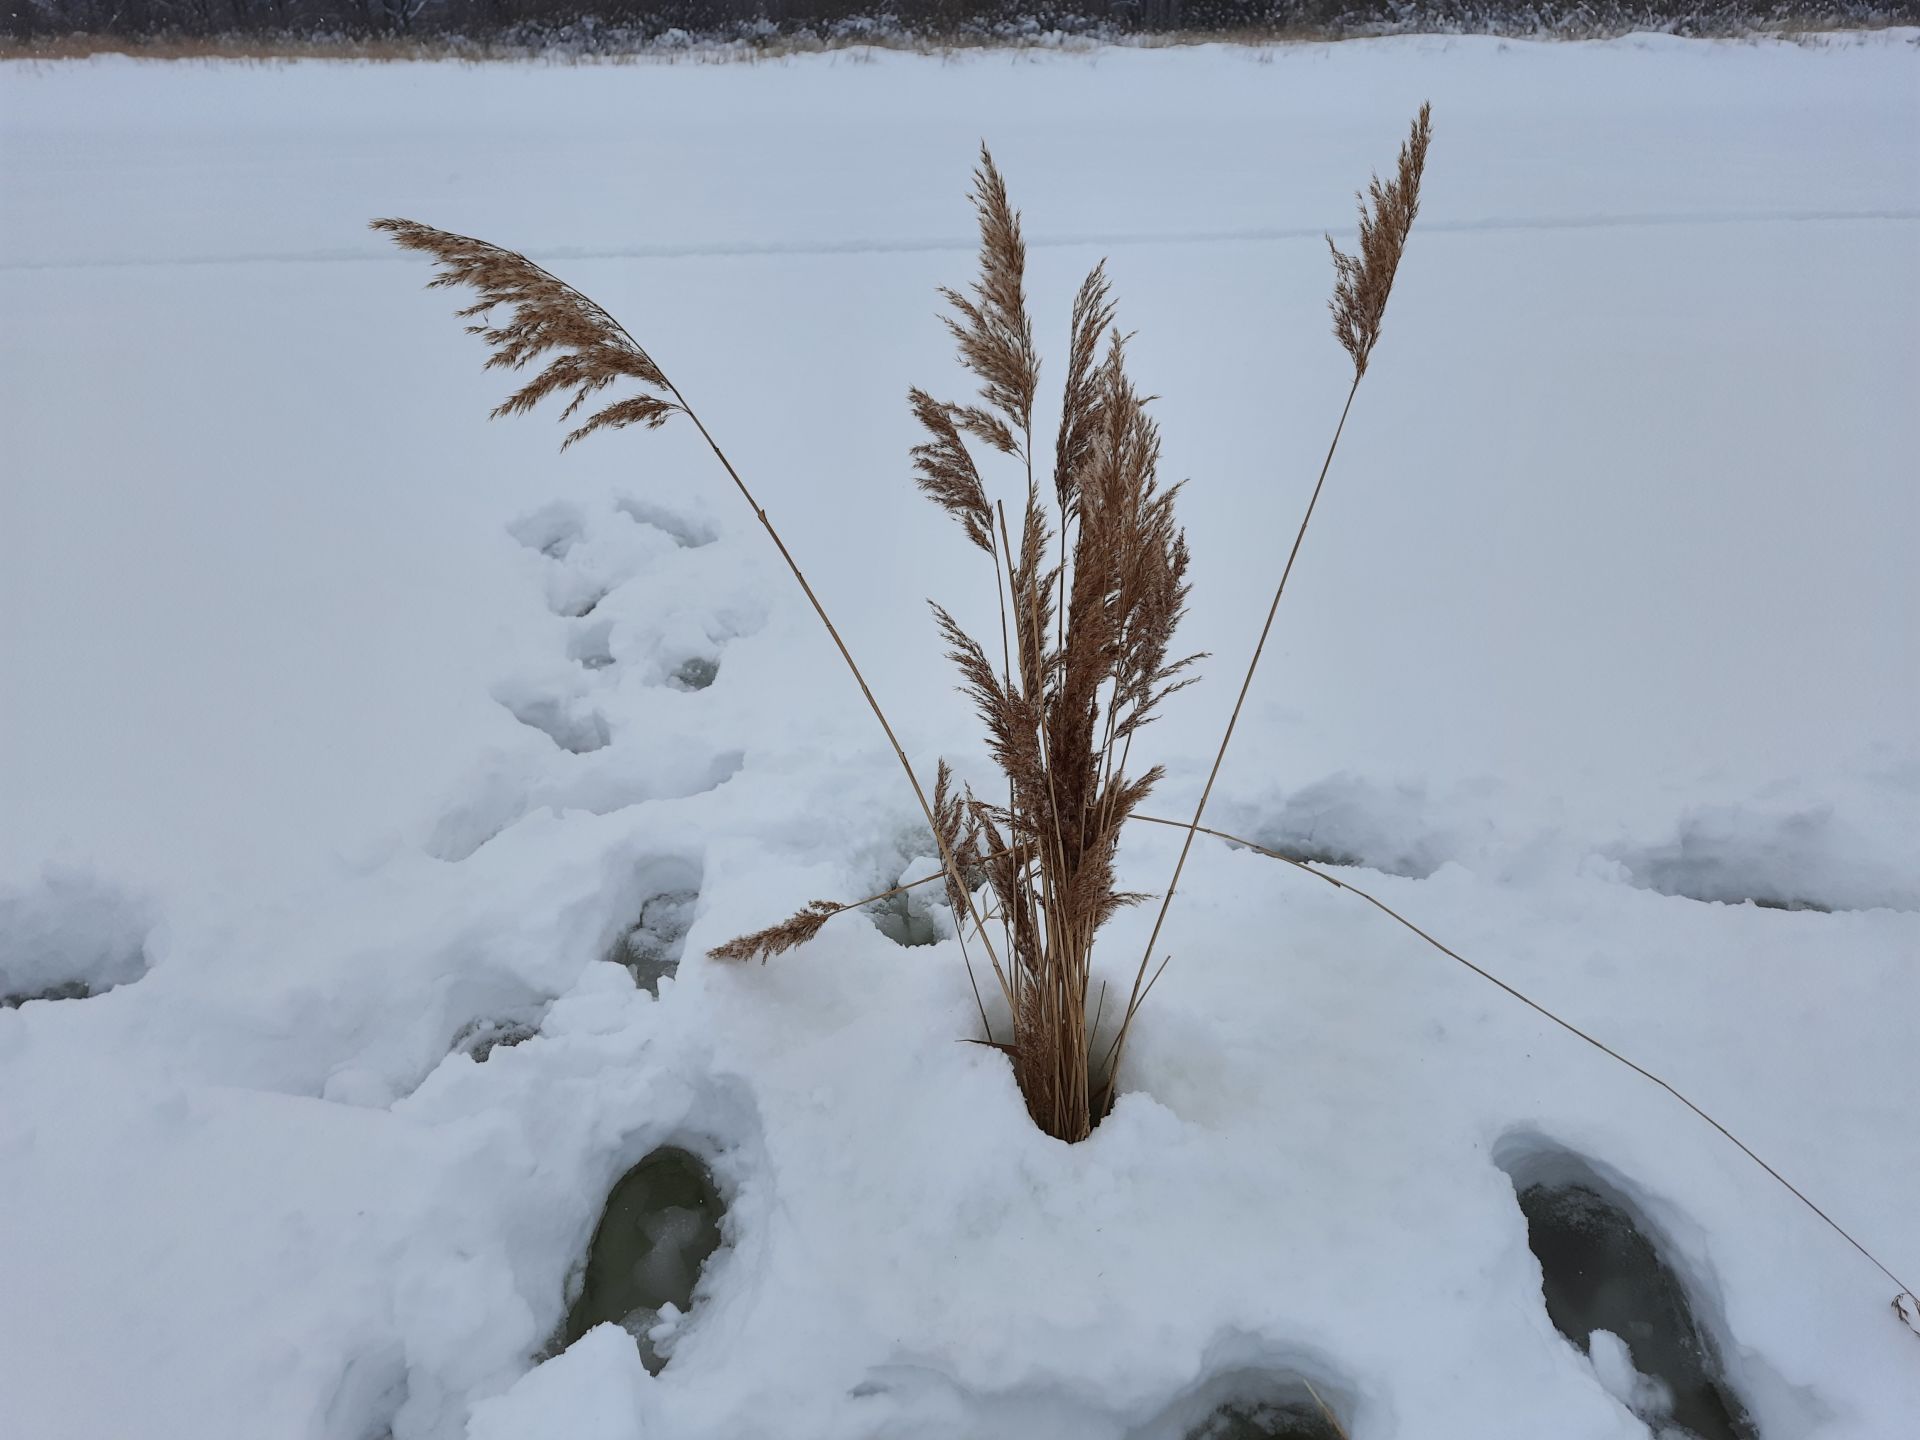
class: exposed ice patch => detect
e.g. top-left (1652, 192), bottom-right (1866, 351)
top-left (608, 861), bottom-right (703, 996)
top-left (665, 655), bottom-right (720, 692)
top-left (0, 868), bottom-right (156, 1008)
top-left (1496, 1135), bottom-right (1756, 1440)
top-left (1613, 803), bottom-right (1916, 914)
top-left (452, 1016), bottom-right (540, 1062)
top-left (559, 1146), bottom-right (727, 1375)
top-left (1134, 1357), bottom-right (1357, 1440)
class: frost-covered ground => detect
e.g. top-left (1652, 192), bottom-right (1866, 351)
top-left (2, 32), bottom-right (1917, 1440)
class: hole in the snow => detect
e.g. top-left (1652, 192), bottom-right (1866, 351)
top-left (1502, 1144), bottom-right (1756, 1440)
top-left (615, 497), bottom-right (717, 549)
top-left (452, 1017), bottom-right (538, 1062)
top-left (508, 501), bottom-right (585, 560)
top-left (1185, 1396), bottom-right (1344, 1440)
top-left (1139, 1366), bottom-right (1354, 1440)
top-left (1611, 805), bottom-right (1908, 914)
top-left (552, 586), bottom-right (610, 620)
top-left (1, 870), bottom-right (155, 1010)
top-left (569, 620), bottom-right (616, 671)
top-left (610, 888), bottom-right (699, 996)
top-left (865, 887), bottom-right (942, 948)
top-left (496, 694), bottom-right (610, 755)
top-left (666, 656), bottom-right (719, 692)
top-left (1, 978), bottom-right (93, 1009)
top-left (561, 1147), bottom-right (725, 1374)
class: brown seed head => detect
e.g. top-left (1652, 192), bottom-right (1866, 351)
top-left (1327, 103), bottom-right (1433, 379)
top-left (370, 217), bottom-right (681, 448)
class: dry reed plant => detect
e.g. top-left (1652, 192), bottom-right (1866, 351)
top-left (372, 108), bottom-right (1431, 1143)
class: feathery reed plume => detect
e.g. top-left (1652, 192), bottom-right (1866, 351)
top-left (1103, 104), bottom-right (1434, 1111)
top-left (940, 147), bottom-right (1041, 454)
top-left (368, 219), bottom-right (681, 448)
top-left (1327, 103), bottom-right (1432, 380)
top-left (708, 900), bottom-right (841, 964)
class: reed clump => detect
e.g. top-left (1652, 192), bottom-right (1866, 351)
top-left (372, 107), bottom-right (1432, 1143)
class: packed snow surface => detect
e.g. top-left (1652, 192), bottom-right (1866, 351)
top-left (2, 31), bottom-right (1917, 1440)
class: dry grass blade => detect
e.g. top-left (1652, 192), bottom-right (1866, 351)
top-left (940, 146), bottom-right (1040, 450)
top-left (1328, 102), bottom-right (1433, 379)
top-left (369, 218), bottom-right (681, 447)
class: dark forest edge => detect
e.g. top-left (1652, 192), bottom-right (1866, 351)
top-left (5, 2), bottom-right (1916, 56)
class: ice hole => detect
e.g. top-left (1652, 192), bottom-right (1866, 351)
top-left (561, 1147), bottom-right (725, 1374)
top-left (451, 1017), bottom-right (538, 1062)
top-left (1185, 1395), bottom-right (1344, 1440)
top-left (611, 886), bottom-right (700, 995)
top-left (865, 888), bottom-right (942, 948)
top-left (1139, 1365), bottom-right (1354, 1440)
top-left (1499, 1140), bottom-right (1756, 1440)
top-left (1, 870), bottom-right (153, 1009)
top-left (667, 656), bottom-right (719, 692)
top-left (569, 620), bottom-right (616, 671)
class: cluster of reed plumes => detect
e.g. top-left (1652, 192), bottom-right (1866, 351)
top-left (373, 105), bottom-right (1431, 1143)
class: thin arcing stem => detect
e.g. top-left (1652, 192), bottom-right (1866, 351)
top-left (1104, 375), bottom-right (1361, 1086)
top-left (1128, 812), bottom-right (1920, 1313)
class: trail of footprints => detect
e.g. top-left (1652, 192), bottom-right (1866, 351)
top-left (440, 495), bottom-right (738, 1068)
top-left (435, 499), bottom-right (1766, 1435)
top-left (496, 495), bottom-right (729, 758)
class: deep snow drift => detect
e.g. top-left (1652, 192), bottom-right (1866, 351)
top-left (1, 32), bottom-right (1916, 1440)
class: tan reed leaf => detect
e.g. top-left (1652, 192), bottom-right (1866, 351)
top-left (369, 217), bottom-right (681, 444)
top-left (1327, 102), bottom-right (1433, 379)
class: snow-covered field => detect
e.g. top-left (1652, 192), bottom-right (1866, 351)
top-left (2, 32), bottom-right (1916, 1440)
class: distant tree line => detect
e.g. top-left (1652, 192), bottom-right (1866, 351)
top-left (5, 0), bottom-right (1912, 45)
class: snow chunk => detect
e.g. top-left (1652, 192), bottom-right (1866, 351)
top-left (466, 1325), bottom-right (653, 1440)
